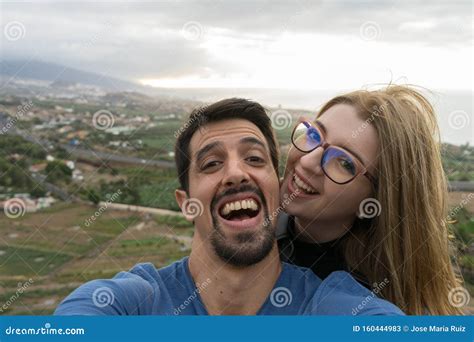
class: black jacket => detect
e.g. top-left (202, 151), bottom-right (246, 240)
top-left (276, 212), bottom-right (372, 289)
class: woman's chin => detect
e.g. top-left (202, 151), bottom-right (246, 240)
top-left (282, 200), bottom-right (308, 218)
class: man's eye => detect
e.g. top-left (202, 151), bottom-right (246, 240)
top-left (202, 161), bottom-right (221, 169)
top-left (246, 156), bottom-right (265, 164)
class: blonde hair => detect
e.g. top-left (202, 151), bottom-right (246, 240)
top-left (318, 85), bottom-right (463, 315)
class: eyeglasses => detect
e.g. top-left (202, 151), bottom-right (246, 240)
top-left (291, 121), bottom-right (377, 185)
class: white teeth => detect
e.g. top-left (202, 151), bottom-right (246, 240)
top-left (221, 198), bottom-right (259, 216)
top-left (250, 200), bottom-right (258, 210)
top-left (293, 174), bottom-right (317, 194)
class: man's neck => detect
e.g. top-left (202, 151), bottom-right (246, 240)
top-left (188, 241), bottom-right (282, 315)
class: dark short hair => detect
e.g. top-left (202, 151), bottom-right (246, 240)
top-left (174, 98), bottom-right (279, 192)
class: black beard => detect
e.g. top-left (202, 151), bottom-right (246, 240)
top-left (209, 185), bottom-right (275, 267)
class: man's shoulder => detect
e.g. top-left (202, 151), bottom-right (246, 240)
top-left (126, 258), bottom-right (188, 283)
top-left (279, 262), bottom-right (323, 302)
top-left (305, 271), bottom-right (405, 316)
top-left (54, 258), bottom-right (189, 315)
top-left (281, 261), bottom-right (320, 283)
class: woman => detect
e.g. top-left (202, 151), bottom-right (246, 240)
top-left (277, 85), bottom-right (463, 315)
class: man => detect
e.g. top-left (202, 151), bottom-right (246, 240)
top-left (55, 98), bottom-right (403, 315)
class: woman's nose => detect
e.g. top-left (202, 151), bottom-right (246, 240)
top-left (299, 146), bottom-right (325, 177)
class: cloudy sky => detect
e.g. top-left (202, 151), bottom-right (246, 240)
top-left (1, 0), bottom-right (472, 91)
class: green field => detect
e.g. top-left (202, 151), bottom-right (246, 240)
top-left (0, 204), bottom-right (191, 315)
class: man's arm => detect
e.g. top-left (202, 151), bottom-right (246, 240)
top-left (55, 271), bottom-right (156, 315)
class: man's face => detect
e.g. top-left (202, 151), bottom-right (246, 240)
top-left (176, 118), bottom-right (280, 267)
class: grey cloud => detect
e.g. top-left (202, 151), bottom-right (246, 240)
top-left (0, 0), bottom-right (471, 81)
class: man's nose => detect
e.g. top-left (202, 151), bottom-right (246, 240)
top-left (221, 158), bottom-right (250, 188)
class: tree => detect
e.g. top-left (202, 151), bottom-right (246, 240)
top-left (87, 189), bottom-right (101, 204)
top-left (45, 161), bottom-right (72, 183)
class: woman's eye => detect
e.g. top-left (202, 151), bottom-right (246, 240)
top-left (339, 159), bottom-right (355, 174)
top-left (307, 128), bottom-right (321, 143)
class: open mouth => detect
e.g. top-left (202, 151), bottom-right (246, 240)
top-left (291, 173), bottom-right (320, 196)
top-left (217, 195), bottom-right (263, 229)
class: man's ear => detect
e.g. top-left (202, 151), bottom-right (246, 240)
top-left (175, 189), bottom-right (193, 222)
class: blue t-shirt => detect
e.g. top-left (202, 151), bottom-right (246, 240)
top-left (55, 257), bottom-right (403, 316)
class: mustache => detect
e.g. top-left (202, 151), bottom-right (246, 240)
top-left (210, 184), bottom-right (267, 213)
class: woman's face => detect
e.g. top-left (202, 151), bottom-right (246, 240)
top-left (280, 103), bottom-right (379, 240)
